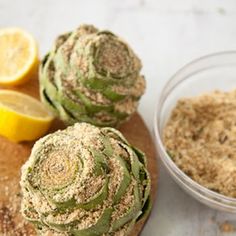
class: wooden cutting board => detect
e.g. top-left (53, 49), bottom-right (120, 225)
top-left (0, 77), bottom-right (158, 236)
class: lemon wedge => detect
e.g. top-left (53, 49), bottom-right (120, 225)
top-left (0, 28), bottom-right (39, 85)
top-left (0, 90), bottom-right (54, 142)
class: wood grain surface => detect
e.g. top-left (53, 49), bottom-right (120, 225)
top-left (0, 77), bottom-right (158, 236)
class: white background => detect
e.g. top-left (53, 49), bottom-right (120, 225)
top-left (1, 0), bottom-right (236, 235)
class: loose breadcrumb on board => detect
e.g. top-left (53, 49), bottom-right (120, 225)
top-left (0, 177), bottom-right (35, 236)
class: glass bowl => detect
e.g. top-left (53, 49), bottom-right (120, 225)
top-left (154, 51), bottom-right (236, 213)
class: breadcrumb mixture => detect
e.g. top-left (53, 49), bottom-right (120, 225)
top-left (163, 90), bottom-right (236, 198)
top-left (220, 221), bottom-right (235, 233)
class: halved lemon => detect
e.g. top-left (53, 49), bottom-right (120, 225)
top-left (0, 90), bottom-right (54, 142)
top-left (0, 28), bottom-right (39, 85)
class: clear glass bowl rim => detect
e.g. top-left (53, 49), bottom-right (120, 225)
top-left (154, 51), bottom-right (236, 207)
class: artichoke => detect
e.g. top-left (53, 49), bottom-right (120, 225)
top-left (20, 123), bottom-right (151, 235)
top-left (39, 24), bottom-right (145, 127)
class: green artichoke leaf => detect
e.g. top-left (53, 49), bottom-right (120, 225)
top-left (97, 30), bottom-right (116, 37)
top-left (81, 78), bottom-right (127, 102)
top-left (43, 184), bottom-right (110, 230)
top-left (91, 149), bottom-right (109, 175)
top-left (40, 52), bottom-right (57, 88)
top-left (71, 208), bottom-right (113, 236)
top-left (45, 221), bottom-right (76, 232)
top-left (53, 197), bottom-right (78, 212)
top-left (51, 177), bottom-right (109, 212)
top-left (120, 144), bottom-right (141, 180)
top-left (111, 184), bottom-right (142, 232)
top-left (40, 89), bottom-right (59, 115)
top-left (102, 87), bottom-right (127, 102)
top-left (101, 135), bottom-right (113, 157)
top-left (57, 90), bottom-right (86, 115)
top-left (137, 196), bottom-right (152, 222)
top-left (77, 177), bottom-right (109, 211)
top-left (139, 166), bottom-right (151, 206)
top-left (40, 53), bottom-right (50, 70)
top-left (112, 155), bottom-right (131, 204)
top-left (22, 205), bottom-right (41, 225)
top-left (54, 46), bottom-right (72, 75)
top-left (44, 216), bottom-right (79, 232)
top-left (57, 105), bottom-right (78, 125)
top-left (101, 127), bottom-right (129, 145)
top-left (39, 56), bottom-right (62, 116)
top-left (40, 74), bottom-right (58, 101)
top-left (111, 110), bottom-right (129, 120)
top-left (81, 76), bottom-right (120, 90)
top-left (74, 89), bottom-right (113, 114)
top-left (132, 147), bottom-right (147, 166)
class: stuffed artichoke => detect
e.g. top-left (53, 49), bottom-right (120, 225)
top-left (20, 123), bottom-right (151, 235)
top-left (39, 24), bottom-right (145, 127)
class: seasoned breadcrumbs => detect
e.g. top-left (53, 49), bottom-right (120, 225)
top-left (163, 89), bottom-right (236, 198)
